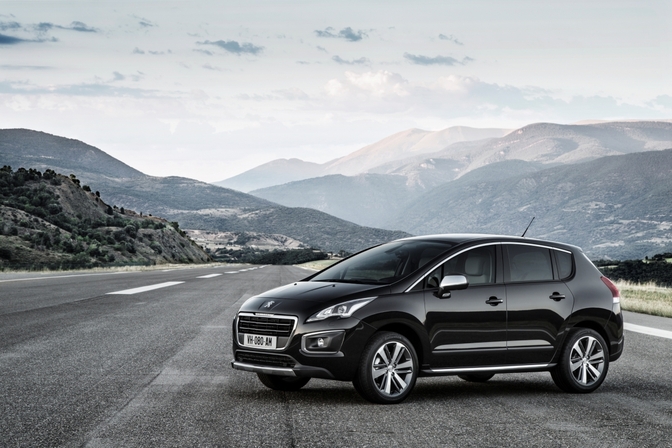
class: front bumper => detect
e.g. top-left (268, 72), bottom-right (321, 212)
top-left (231, 314), bottom-right (375, 381)
top-left (231, 356), bottom-right (337, 379)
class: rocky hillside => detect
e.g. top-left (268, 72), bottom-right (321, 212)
top-left (0, 166), bottom-right (210, 270)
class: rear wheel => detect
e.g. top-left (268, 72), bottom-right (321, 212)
top-left (551, 328), bottom-right (609, 393)
top-left (353, 331), bottom-right (418, 404)
top-left (458, 373), bottom-right (495, 383)
top-left (257, 373), bottom-right (310, 391)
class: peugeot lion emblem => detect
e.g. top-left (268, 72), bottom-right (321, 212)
top-left (260, 300), bottom-right (278, 310)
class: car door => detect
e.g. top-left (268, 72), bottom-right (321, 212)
top-left (503, 243), bottom-right (575, 365)
top-left (423, 244), bottom-right (508, 368)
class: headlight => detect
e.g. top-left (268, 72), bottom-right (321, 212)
top-left (306, 297), bottom-right (376, 323)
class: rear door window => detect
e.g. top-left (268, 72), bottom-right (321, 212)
top-left (506, 245), bottom-right (554, 282)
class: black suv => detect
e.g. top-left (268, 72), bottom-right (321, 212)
top-left (231, 234), bottom-right (624, 404)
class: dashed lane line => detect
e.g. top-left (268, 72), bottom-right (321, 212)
top-left (624, 322), bottom-right (672, 340)
top-left (106, 281), bottom-right (185, 295)
top-left (197, 274), bottom-right (223, 279)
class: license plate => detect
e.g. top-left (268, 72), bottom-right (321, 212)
top-left (242, 333), bottom-right (277, 349)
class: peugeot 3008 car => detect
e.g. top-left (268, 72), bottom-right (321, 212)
top-left (231, 234), bottom-right (624, 404)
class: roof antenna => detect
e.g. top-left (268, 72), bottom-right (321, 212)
top-left (521, 217), bottom-right (535, 237)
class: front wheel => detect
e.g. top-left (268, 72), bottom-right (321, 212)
top-left (353, 331), bottom-right (418, 404)
top-left (257, 373), bottom-right (310, 391)
top-left (551, 328), bottom-right (609, 393)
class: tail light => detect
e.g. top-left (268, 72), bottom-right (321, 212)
top-left (601, 276), bottom-right (621, 312)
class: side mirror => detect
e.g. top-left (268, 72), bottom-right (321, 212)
top-left (434, 275), bottom-right (468, 299)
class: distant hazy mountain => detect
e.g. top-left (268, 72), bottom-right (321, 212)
top-left (252, 173), bottom-right (425, 228)
top-left (250, 121), bottom-right (672, 235)
top-left (0, 129), bottom-right (409, 253)
top-left (252, 160), bottom-right (544, 229)
top-left (321, 126), bottom-right (511, 176)
top-left (387, 149), bottom-right (672, 259)
top-left (214, 158), bottom-right (323, 193)
top-left (215, 126), bottom-right (510, 192)
top-left (371, 121), bottom-right (672, 183)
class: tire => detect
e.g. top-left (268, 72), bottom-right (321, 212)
top-left (257, 373), bottom-right (310, 391)
top-left (353, 332), bottom-right (418, 404)
top-left (458, 373), bottom-right (495, 383)
top-left (551, 328), bottom-right (609, 393)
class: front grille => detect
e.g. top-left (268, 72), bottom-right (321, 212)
top-left (238, 315), bottom-right (295, 337)
top-left (236, 351), bottom-right (296, 368)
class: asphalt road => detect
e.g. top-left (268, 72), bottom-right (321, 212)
top-left (1, 265), bottom-right (671, 448)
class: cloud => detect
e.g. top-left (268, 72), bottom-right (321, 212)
top-left (315, 27), bottom-right (367, 42)
top-left (404, 53), bottom-right (473, 66)
top-left (0, 64), bottom-right (51, 70)
top-left (0, 80), bottom-right (161, 98)
top-left (332, 55), bottom-right (370, 65)
top-left (135, 16), bottom-right (155, 28)
top-left (325, 71), bottom-right (410, 98)
top-left (0, 21), bottom-right (20, 31)
top-left (0, 33), bottom-right (29, 45)
top-left (197, 39), bottom-right (263, 55)
top-left (33, 21), bottom-right (98, 33)
top-left (202, 64), bottom-right (222, 71)
top-left (438, 34), bottom-right (463, 45)
top-left (317, 70), bottom-right (670, 126)
top-left (194, 49), bottom-right (214, 56)
top-left (68, 21), bottom-right (97, 33)
top-left (133, 47), bottom-right (145, 54)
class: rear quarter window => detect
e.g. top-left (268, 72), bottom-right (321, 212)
top-left (554, 250), bottom-right (574, 280)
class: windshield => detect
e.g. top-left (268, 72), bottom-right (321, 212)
top-left (311, 240), bottom-right (454, 285)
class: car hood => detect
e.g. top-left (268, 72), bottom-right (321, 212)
top-left (254, 281), bottom-right (382, 303)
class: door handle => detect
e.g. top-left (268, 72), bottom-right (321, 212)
top-left (485, 296), bottom-right (504, 306)
top-left (549, 292), bottom-right (566, 301)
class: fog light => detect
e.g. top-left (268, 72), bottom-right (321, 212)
top-left (301, 330), bottom-right (346, 354)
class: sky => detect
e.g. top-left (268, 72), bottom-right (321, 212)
top-left (1, 0), bottom-right (671, 182)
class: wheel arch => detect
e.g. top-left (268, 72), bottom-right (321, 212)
top-left (565, 320), bottom-right (610, 355)
top-left (374, 322), bottom-right (426, 366)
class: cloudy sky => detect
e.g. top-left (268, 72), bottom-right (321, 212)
top-left (1, 0), bottom-right (671, 182)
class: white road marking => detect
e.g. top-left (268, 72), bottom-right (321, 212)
top-left (106, 281), bottom-right (184, 295)
top-left (625, 323), bottom-right (672, 340)
top-left (224, 271), bottom-right (238, 274)
top-left (0, 271), bottom-right (138, 283)
top-left (197, 274), bottom-right (222, 279)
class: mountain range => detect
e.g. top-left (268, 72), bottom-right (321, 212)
top-left (246, 121), bottom-right (672, 259)
top-left (3, 121), bottom-right (672, 260)
top-left (215, 126), bottom-right (510, 192)
top-left (0, 129), bottom-right (408, 253)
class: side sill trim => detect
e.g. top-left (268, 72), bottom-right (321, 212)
top-left (231, 361), bottom-right (296, 377)
top-left (424, 363), bottom-right (553, 374)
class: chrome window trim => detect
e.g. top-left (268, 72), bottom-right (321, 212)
top-left (504, 242), bottom-right (572, 254)
top-left (235, 312), bottom-right (298, 351)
